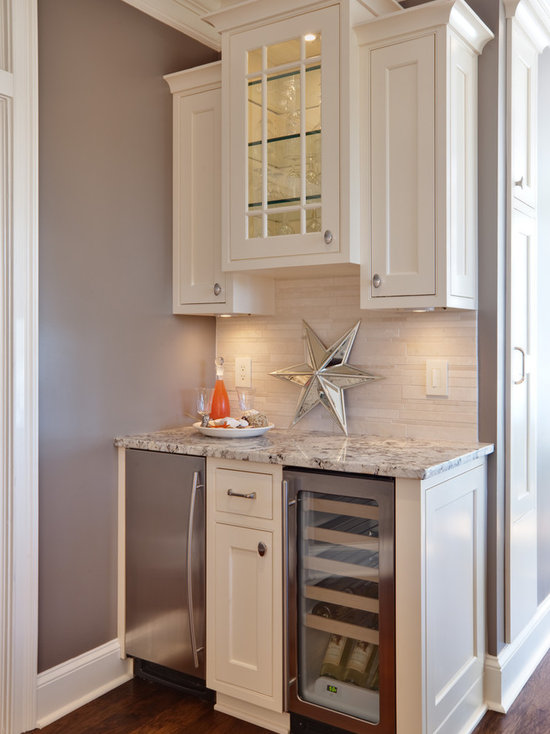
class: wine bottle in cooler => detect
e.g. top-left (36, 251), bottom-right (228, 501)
top-left (210, 356), bottom-right (230, 420)
top-left (343, 640), bottom-right (377, 687)
top-left (319, 634), bottom-right (350, 680)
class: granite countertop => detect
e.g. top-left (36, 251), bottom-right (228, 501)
top-left (114, 426), bottom-right (493, 480)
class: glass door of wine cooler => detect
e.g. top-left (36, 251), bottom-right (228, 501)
top-left (284, 469), bottom-right (395, 734)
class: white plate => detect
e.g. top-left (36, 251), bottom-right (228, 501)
top-left (193, 422), bottom-right (274, 439)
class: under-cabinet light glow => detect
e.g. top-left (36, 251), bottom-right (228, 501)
top-left (218, 314), bottom-right (232, 318)
top-left (304, 33), bottom-right (317, 42)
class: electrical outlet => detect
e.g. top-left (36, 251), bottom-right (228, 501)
top-left (426, 359), bottom-right (448, 397)
top-left (235, 357), bottom-right (252, 388)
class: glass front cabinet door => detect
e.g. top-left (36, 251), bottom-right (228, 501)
top-left (227, 7), bottom-right (340, 269)
top-left (207, 0), bottom-right (371, 273)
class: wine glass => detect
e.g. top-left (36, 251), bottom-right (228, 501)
top-left (195, 387), bottom-right (213, 426)
top-left (236, 387), bottom-right (256, 413)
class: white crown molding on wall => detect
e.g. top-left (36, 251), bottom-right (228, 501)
top-left (120, 0), bottom-right (222, 50)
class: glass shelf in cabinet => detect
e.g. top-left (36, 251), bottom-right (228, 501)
top-left (248, 128), bottom-right (321, 150)
top-left (248, 194), bottom-right (321, 208)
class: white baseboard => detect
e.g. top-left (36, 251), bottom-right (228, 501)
top-left (36, 639), bottom-right (133, 728)
top-left (485, 594), bottom-right (550, 713)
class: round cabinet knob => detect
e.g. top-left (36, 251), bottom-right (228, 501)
top-left (514, 176), bottom-right (525, 189)
top-left (323, 230), bottom-right (334, 245)
top-left (372, 274), bottom-right (382, 288)
top-left (257, 542), bottom-right (267, 557)
top-left (213, 282), bottom-right (222, 296)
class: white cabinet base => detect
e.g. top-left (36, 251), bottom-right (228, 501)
top-left (215, 693), bottom-right (290, 734)
top-left (395, 460), bottom-right (487, 734)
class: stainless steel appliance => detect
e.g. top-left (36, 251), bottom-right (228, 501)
top-left (125, 449), bottom-right (206, 686)
top-left (283, 468), bottom-right (395, 734)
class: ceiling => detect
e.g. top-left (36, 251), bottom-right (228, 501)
top-left (121, 0), bottom-right (224, 50)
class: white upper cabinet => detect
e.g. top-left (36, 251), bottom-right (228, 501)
top-left (206, 0), bottom-right (402, 273)
top-left (164, 62), bottom-right (274, 315)
top-left (509, 23), bottom-right (538, 210)
top-left (505, 0), bottom-right (550, 212)
top-left (356, 1), bottom-right (493, 310)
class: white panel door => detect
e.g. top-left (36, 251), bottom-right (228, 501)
top-left (508, 208), bottom-right (537, 524)
top-left (214, 523), bottom-right (273, 697)
top-left (370, 34), bottom-right (435, 298)
top-left (507, 207), bottom-right (538, 640)
top-left (510, 24), bottom-right (538, 210)
top-left (175, 86), bottom-right (226, 306)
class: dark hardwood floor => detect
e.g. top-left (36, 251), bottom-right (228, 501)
top-left (26, 649), bottom-right (550, 734)
top-left (26, 676), bottom-right (272, 734)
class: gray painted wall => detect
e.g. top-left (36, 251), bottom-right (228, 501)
top-left (38, 0), bottom-right (218, 672)
top-left (538, 48), bottom-right (550, 603)
top-left (466, 0), bottom-right (507, 655)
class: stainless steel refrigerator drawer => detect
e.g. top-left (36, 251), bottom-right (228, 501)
top-left (214, 467), bottom-right (273, 519)
top-left (125, 449), bottom-right (206, 679)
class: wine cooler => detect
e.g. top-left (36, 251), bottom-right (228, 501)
top-left (283, 468), bottom-right (395, 734)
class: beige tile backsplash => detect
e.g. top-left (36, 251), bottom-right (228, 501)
top-left (216, 275), bottom-right (478, 441)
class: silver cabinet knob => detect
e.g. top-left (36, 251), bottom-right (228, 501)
top-left (372, 274), bottom-right (381, 288)
top-left (257, 542), bottom-right (267, 557)
top-left (213, 282), bottom-right (222, 296)
top-left (515, 176), bottom-right (524, 189)
top-left (323, 230), bottom-right (334, 245)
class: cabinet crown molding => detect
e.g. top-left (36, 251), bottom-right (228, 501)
top-left (504, 0), bottom-right (550, 52)
top-left (355, 0), bottom-right (493, 54)
top-left (164, 59), bottom-right (221, 93)
top-left (204, 0), bottom-right (400, 33)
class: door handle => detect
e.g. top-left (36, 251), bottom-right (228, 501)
top-left (513, 346), bottom-right (526, 385)
top-left (283, 479), bottom-right (298, 710)
top-left (187, 470), bottom-right (204, 669)
top-left (227, 488), bottom-right (256, 499)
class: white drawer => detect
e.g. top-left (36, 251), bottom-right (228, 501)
top-left (214, 467), bottom-right (273, 519)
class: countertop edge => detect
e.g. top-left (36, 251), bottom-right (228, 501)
top-left (114, 429), bottom-right (494, 480)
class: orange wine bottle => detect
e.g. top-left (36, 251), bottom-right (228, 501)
top-left (210, 356), bottom-right (230, 420)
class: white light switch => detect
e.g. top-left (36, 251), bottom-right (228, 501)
top-left (426, 359), bottom-right (448, 397)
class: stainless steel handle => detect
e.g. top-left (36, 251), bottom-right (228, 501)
top-left (227, 488), bottom-right (256, 499)
top-left (187, 470), bottom-right (204, 669)
top-left (513, 346), bottom-right (526, 385)
top-left (258, 541), bottom-right (267, 557)
top-left (213, 282), bottom-right (222, 296)
top-left (373, 273), bottom-right (381, 288)
top-left (283, 479), bottom-right (298, 710)
top-left (323, 230), bottom-right (333, 245)
top-left (515, 176), bottom-right (524, 189)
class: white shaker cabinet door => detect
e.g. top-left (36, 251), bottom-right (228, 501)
top-left (510, 23), bottom-right (538, 210)
top-left (507, 207), bottom-right (538, 641)
top-left (369, 35), bottom-right (436, 299)
top-left (174, 85), bottom-right (226, 307)
top-left (213, 523), bottom-right (274, 699)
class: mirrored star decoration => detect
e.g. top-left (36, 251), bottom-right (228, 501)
top-left (270, 320), bottom-right (381, 435)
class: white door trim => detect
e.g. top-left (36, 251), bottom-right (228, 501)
top-left (1, 0), bottom-right (39, 732)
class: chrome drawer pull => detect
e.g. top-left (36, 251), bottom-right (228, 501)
top-left (227, 488), bottom-right (256, 499)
